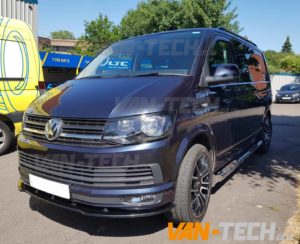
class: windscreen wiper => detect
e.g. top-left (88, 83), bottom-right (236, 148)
top-left (77, 74), bottom-right (130, 80)
top-left (76, 75), bottom-right (105, 80)
top-left (132, 72), bottom-right (188, 77)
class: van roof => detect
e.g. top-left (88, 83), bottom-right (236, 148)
top-left (0, 16), bottom-right (32, 30)
top-left (126, 27), bottom-right (259, 50)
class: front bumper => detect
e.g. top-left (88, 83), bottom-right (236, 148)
top-left (19, 180), bottom-right (174, 218)
top-left (18, 133), bottom-right (177, 217)
top-left (276, 96), bottom-right (300, 103)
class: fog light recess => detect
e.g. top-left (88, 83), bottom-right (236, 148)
top-left (123, 194), bottom-right (158, 206)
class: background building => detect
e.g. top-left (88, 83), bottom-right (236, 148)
top-left (0, 0), bottom-right (92, 89)
top-left (39, 51), bottom-right (93, 90)
top-left (38, 36), bottom-right (77, 53)
top-left (0, 0), bottom-right (38, 36)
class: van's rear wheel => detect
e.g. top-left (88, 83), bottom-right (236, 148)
top-left (0, 122), bottom-right (13, 155)
top-left (168, 144), bottom-right (212, 222)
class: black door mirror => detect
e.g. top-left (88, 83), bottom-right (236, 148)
top-left (205, 64), bottom-right (240, 85)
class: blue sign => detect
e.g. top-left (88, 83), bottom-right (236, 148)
top-left (80, 56), bottom-right (93, 69)
top-left (40, 51), bottom-right (93, 69)
top-left (22, 0), bottom-right (38, 4)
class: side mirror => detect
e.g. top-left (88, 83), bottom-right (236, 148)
top-left (205, 64), bottom-right (240, 85)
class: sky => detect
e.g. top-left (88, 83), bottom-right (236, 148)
top-left (39, 0), bottom-right (300, 53)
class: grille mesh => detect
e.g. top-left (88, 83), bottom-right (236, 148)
top-left (19, 152), bottom-right (156, 187)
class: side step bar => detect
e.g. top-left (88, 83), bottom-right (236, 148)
top-left (213, 140), bottom-right (263, 186)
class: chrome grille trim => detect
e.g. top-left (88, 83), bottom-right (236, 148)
top-left (23, 114), bottom-right (107, 146)
top-left (60, 133), bottom-right (102, 140)
top-left (23, 127), bottom-right (44, 135)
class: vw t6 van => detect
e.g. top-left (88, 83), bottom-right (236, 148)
top-left (0, 17), bottom-right (43, 154)
top-left (18, 28), bottom-right (272, 222)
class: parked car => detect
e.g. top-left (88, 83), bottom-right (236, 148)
top-left (275, 83), bottom-right (300, 103)
top-left (0, 17), bottom-right (44, 155)
top-left (18, 28), bottom-right (272, 222)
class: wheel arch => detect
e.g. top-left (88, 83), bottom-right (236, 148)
top-left (175, 124), bottom-right (217, 180)
top-left (264, 107), bottom-right (272, 119)
top-left (0, 113), bottom-right (15, 133)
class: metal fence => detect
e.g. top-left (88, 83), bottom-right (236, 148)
top-left (0, 0), bottom-right (38, 36)
top-left (271, 74), bottom-right (300, 101)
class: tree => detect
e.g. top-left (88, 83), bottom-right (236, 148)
top-left (120, 0), bottom-right (182, 38)
top-left (281, 36), bottom-right (293, 53)
top-left (120, 0), bottom-right (242, 39)
top-left (50, 30), bottom-right (75, 40)
top-left (265, 50), bottom-right (300, 74)
top-left (280, 55), bottom-right (300, 73)
top-left (76, 0), bottom-right (241, 55)
top-left (75, 14), bottom-right (120, 56)
top-left (265, 50), bottom-right (287, 73)
top-left (181, 0), bottom-right (241, 32)
top-left (39, 44), bottom-right (54, 53)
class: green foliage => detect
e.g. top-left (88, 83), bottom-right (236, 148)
top-left (39, 44), bottom-right (54, 53)
top-left (75, 14), bottom-right (120, 56)
top-left (280, 56), bottom-right (300, 73)
top-left (50, 30), bottom-right (75, 40)
top-left (74, 0), bottom-right (241, 55)
top-left (120, 0), bottom-right (242, 38)
top-left (265, 50), bottom-right (286, 70)
top-left (265, 50), bottom-right (300, 74)
top-left (281, 36), bottom-right (293, 53)
top-left (180, 0), bottom-right (241, 32)
top-left (120, 0), bottom-right (182, 38)
top-left (266, 64), bottom-right (279, 74)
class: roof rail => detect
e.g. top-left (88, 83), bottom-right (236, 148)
top-left (217, 27), bottom-right (257, 47)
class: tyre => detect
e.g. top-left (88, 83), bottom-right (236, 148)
top-left (0, 121), bottom-right (14, 155)
top-left (168, 144), bottom-right (212, 222)
top-left (256, 115), bottom-right (272, 154)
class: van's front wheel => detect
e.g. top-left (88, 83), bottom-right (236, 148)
top-left (0, 122), bottom-right (13, 155)
top-left (168, 144), bottom-right (212, 223)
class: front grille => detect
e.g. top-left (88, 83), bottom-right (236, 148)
top-left (23, 114), bottom-right (109, 147)
top-left (19, 152), bottom-right (160, 187)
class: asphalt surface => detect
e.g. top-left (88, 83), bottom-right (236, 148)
top-left (0, 104), bottom-right (299, 244)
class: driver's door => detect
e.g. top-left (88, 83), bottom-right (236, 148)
top-left (205, 35), bottom-right (242, 167)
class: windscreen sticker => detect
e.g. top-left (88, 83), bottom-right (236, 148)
top-left (140, 59), bottom-right (153, 70)
top-left (101, 58), bottom-right (133, 70)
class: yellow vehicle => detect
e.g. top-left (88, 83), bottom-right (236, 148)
top-left (0, 17), bottom-right (43, 154)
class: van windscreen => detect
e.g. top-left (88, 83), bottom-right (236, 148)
top-left (77, 31), bottom-right (203, 79)
top-left (280, 84), bottom-right (300, 91)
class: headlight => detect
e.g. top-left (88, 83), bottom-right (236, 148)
top-left (102, 113), bottom-right (174, 144)
top-left (292, 93), bottom-right (300, 97)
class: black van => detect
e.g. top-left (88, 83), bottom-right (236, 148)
top-left (18, 28), bottom-right (272, 222)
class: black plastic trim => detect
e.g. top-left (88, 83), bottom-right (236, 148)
top-left (22, 183), bottom-right (174, 218)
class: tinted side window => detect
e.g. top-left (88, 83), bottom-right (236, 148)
top-left (248, 50), bottom-right (267, 82)
top-left (232, 40), bottom-right (252, 82)
top-left (233, 40), bottom-right (268, 82)
top-left (208, 40), bottom-right (232, 76)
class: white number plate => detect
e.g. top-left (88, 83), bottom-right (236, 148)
top-left (282, 97), bottom-right (291, 100)
top-left (29, 174), bottom-right (70, 199)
